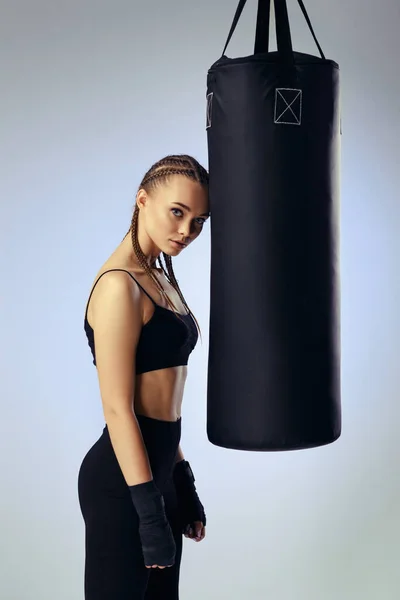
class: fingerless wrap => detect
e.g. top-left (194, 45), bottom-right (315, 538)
top-left (173, 460), bottom-right (206, 528)
top-left (128, 480), bottom-right (176, 567)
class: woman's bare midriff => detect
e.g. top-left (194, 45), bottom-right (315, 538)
top-left (134, 366), bottom-right (188, 422)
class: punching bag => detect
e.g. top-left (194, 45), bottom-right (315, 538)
top-left (205, 0), bottom-right (342, 451)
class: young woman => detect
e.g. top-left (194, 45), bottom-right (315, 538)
top-left (78, 154), bottom-right (210, 599)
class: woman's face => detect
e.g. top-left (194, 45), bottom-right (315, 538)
top-left (138, 175), bottom-right (209, 257)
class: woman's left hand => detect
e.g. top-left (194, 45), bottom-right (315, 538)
top-left (184, 521), bottom-right (206, 542)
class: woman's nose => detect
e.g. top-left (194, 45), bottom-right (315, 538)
top-left (178, 223), bottom-right (192, 239)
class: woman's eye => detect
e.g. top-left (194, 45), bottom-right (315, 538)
top-left (171, 208), bottom-right (183, 217)
top-left (171, 208), bottom-right (206, 226)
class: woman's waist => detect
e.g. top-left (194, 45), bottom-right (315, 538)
top-left (134, 367), bottom-right (187, 421)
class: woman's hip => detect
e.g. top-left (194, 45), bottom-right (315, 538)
top-left (78, 414), bottom-right (181, 505)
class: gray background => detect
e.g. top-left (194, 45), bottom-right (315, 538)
top-left (1, 0), bottom-right (399, 598)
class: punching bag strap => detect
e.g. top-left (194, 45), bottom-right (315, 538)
top-left (255, 0), bottom-right (325, 60)
top-left (293, 0), bottom-right (326, 59)
top-left (221, 0), bottom-right (248, 57)
top-left (271, 0), bottom-right (294, 65)
top-left (254, 0), bottom-right (271, 57)
top-left (222, 0), bottom-right (325, 62)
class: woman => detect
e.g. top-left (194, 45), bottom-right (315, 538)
top-left (78, 154), bottom-right (209, 600)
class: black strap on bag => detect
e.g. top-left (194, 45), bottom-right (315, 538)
top-left (222, 0), bottom-right (326, 64)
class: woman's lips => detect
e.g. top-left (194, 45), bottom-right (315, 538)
top-left (170, 240), bottom-right (186, 249)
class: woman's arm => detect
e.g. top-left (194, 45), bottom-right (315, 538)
top-left (91, 270), bottom-right (152, 485)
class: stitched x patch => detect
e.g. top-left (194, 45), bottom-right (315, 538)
top-left (274, 88), bottom-right (302, 125)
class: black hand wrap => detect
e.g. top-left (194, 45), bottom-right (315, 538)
top-left (128, 480), bottom-right (176, 567)
top-left (173, 460), bottom-right (206, 531)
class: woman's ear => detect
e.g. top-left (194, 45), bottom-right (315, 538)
top-left (136, 188), bottom-right (147, 210)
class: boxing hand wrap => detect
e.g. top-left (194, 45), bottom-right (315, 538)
top-left (128, 479), bottom-right (176, 567)
top-left (173, 460), bottom-right (206, 530)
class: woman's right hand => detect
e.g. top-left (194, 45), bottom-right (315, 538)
top-left (128, 479), bottom-right (176, 569)
top-left (139, 513), bottom-right (176, 569)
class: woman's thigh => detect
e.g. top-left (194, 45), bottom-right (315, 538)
top-left (83, 496), bottom-right (150, 600)
top-left (78, 440), bottom-right (150, 599)
top-left (144, 521), bottom-right (183, 600)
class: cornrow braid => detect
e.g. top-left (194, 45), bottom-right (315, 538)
top-left (122, 154), bottom-right (209, 339)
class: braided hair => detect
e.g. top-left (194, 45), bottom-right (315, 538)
top-left (122, 154), bottom-right (209, 338)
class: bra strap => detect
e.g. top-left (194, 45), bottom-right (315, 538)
top-left (84, 268), bottom-right (157, 320)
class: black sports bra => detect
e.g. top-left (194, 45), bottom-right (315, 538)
top-left (84, 269), bottom-right (198, 375)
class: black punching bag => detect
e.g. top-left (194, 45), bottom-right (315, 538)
top-left (205, 0), bottom-right (342, 451)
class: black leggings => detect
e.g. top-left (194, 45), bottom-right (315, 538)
top-left (78, 414), bottom-right (183, 600)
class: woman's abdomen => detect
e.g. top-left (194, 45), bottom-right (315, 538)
top-left (134, 366), bottom-right (188, 421)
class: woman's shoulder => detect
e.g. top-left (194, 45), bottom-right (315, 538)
top-left (86, 263), bottom-right (144, 325)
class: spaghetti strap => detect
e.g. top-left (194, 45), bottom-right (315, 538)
top-left (84, 268), bottom-right (156, 321)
